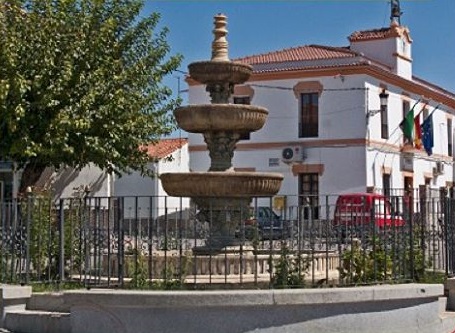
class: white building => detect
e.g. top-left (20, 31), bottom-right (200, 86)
top-left (186, 21), bottom-right (455, 214)
top-left (1, 138), bottom-right (190, 219)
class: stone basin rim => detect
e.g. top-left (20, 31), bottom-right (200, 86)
top-left (161, 171), bottom-right (284, 178)
top-left (160, 172), bottom-right (284, 198)
top-left (175, 104), bottom-right (268, 113)
top-left (189, 60), bottom-right (252, 71)
top-left (188, 61), bottom-right (252, 84)
top-left (174, 104), bottom-right (269, 133)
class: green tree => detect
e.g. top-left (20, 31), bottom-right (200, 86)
top-left (0, 0), bottom-right (182, 193)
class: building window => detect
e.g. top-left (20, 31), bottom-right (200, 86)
top-left (299, 173), bottom-right (319, 219)
top-left (299, 93), bottom-right (319, 138)
top-left (382, 174), bottom-right (391, 197)
top-left (448, 119), bottom-right (453, 157)
top-left (402, 100), bottom-right (410, 144)
top-left (233, 96), bottom-right (250, 140)
top-left (381, 104), bottom-right (388, 139)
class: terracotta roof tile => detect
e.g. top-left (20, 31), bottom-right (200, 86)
top-left (349, 27), bottom-right (392, 41)
top-left (229, 45), bottom-right (372, 75)
top-left (349, 24), bottom-right (412, 43)
top-left (144, 138), bottom-right (188, 160)
top-left (234, 45), bottom-right (357, 65)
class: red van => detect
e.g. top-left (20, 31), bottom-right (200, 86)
top-left (333, 193), bottom-right (405, 235)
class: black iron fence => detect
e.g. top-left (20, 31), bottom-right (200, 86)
top-left (0, 191), bottom-right (454, 289)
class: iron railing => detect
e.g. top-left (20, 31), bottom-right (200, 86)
top-left (0, 192), bottom-right (453, 289)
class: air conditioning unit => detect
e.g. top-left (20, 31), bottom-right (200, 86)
top-left (435, 161), bottom-right (445, 175)
top-left (281, 146), bottom-right (305, 163)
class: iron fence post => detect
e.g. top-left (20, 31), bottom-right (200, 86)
top-left (178, 196), bottom-right (184, 284)
top-left (134, 196), bottom-right (138, 289)
top-left (9, 199), bottom-right (17, 282)
top-left (371, 200), bottom-right (377, 283)
top-left (25, 193), bottom-right (32, 284)
top-left (59, 199), bottom-right (65, 283)
top-left (83, 195), bottom-right (91, 287)
top-left (164, 196), bottom-right (168, 284)
top-left (409, 201), bottom-right (415, 281)
top-left (117, 197), bottom-right (124, 288)
top-left (148, 196), bottom-right (153, 282)
top-left (444, 197), bottom-right (450, 276)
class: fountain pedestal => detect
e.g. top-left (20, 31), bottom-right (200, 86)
top-left (192, 197), bottom-right (248, 254)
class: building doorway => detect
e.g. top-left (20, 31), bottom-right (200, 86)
top-left (404, 176), bottom-right (413, 194)
top-left (298, 173), bottom-right (319, 219)
top-left (403, 176), bottom-right (413, 220)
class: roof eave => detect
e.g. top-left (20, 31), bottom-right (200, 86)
top-left (187, 64), bottom-right (455, 109)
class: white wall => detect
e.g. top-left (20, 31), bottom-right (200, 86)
top-left (189, 74), bottom-right (371, 198)
top-left (350, 37), bottom-right (412, 79)
top-left (114, 165), bottom-right (158, 197)
top-left (114, 164), bottom-right (159, 219)
top-left (52, 164), bottom-right (110, 199)
top-left (352, 39), bottom-right (395, 68)
top-left (114, 144), bottom-right (190, 219)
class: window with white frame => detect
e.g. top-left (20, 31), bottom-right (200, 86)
top-left (299, 93), bottom-right (319, 138)
top-left (381, 100), bottom-right (389, 139)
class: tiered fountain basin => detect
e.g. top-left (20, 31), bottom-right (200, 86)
top-left (188, 61), bottom-right (252, 85)
top-left (174, 104), bottom-right (268, 133)
top-left (159, 14), bottom-right (283, 252)
top-left (160, 172), bottom-right (283, 198)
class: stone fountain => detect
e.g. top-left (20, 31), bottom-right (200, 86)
top-left (161, 14), bottom-right (283, 253)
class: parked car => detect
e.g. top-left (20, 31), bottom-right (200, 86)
top-left (240, 206), bottom-right (291, 240)
top-left (332, 193), bottom-right (405, 239)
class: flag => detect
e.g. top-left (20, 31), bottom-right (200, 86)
top-left (413, 103), bottom-right (427, 150)
top-left (421, 115), bottom-right (433, 156)
top-left (414, 114), bottom-right (422, 149)
top-left (421, 110), bottom-right (436, 156)
top-left (399, 100), bottom-right (420, 144)
top-left (399, 108), bottom-right (415, 143)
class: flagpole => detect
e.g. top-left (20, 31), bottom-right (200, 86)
top-left (401, 99), bottom-right (421, 119)
top-left (414, 102), bottom-right (428, 119)
top-left (423, 104), bottom-right (440, 121)
top-left (409, 99), bottom-right (421, 114)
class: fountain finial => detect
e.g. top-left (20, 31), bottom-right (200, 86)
top-left (211, 14), bottom-right (229, 61)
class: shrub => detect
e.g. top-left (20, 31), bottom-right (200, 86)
top-left (271, 243), bottom-right (310, 288)
top-left (338, 238), bottom-right (392, 285)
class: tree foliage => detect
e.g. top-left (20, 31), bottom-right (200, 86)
top-left (0, 0), bottom-right (182, 191)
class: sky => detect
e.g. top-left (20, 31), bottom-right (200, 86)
top-left (144, 0), bottom-right (455, 102)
